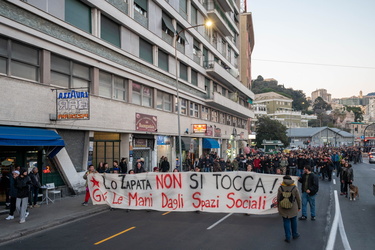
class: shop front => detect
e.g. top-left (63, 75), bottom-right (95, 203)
top-left (0, 126), bottom-right (65, 205)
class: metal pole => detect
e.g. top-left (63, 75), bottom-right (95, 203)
top-left (174, 34), bottom-right (183, 172)
top-left (174, 22), bottom-right (211, 172)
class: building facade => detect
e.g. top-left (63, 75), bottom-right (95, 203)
top-left (253, 92), bottom-right (316, 128)
top-left (311, 88), bottom-right (331, 103)
top-left (0, 0), bottom-right (254, 196)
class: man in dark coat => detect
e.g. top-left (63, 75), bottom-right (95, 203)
top-left (298, 165), bottom-right (319, 221)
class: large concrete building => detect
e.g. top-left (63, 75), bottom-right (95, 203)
top-left (0, 0), bottom-right (254, 196)
top-left (311, 88), bottom-right (331, 103)
top-left (253, 92), bottom-right (316, 128)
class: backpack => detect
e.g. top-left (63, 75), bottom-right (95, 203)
top-left (279, 186), bottom-right (295, 209)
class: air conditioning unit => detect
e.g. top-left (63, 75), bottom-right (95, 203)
top-left (230, 68), bottom-right (239, 78)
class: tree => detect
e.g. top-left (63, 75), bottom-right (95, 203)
top-left (312, 97), bottom-right (332, 114)
top-left (255, 116), bottom-right (289, 148)
top-left (344, 106), bottom-right (363, 122)
top-left (251, 75), bottom-right (309, 113)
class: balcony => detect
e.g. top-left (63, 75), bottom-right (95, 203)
top-left (205, 1), bottom-right (238, 37)
top-left (204, 61), bottom-right (254, 100)
top-left (206, 92), bottom-right (254, 118)
top-left (217, 0), bottom-right (232, 12)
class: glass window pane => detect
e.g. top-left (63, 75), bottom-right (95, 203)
top-left (180, 63), bottom-right (187, 81)
top-left (11, 61), bottom-right (38, 81)
top-left (101, 15), bottom-right (120, 47)
top-left (72, 77), bottom-right (89, 88)
top-left (11, 42), bottom-right (38, 65)
top-left (73, 63), bottom-right (90, 79)
top-left (139, 39), bottom-right (153, 64)
top-left (132, 82), bottom-right (141, 105)
top-left (99, 71), bottom-right (112, 97)
top-left (132, 82), bottom-right (141, 93)
top-left (51, 71), bottom-right (69, 88)
top-left (0, 57), bottom-right (6, 74)
top-left (65, 0), bottom-right (91, 33)
top-left (157, 91), bottom-right (163, 109)
top-left (51, 55), bottom-right (70, 74)
top-left (114, 76), bottom-right (127, 101)
top-left (0, 37), bottom-right (7, 56)
top-left (158, 50), bottom-right (168, 71)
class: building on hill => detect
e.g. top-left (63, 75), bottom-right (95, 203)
top-left (311, 88), bottom-right (331, 103)
top-left (253, 92), bottom-right (316, 128)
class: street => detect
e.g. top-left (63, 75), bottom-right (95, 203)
top-left (1, 160), bottom-right (374, 250)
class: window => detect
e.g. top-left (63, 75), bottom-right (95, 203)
top-left (65, 0), bottom-right (91, 33)
top-left (211, 110), bottom-right (218, 122)
top-left (219, 113), bottom-right (225, 124)
top-left (191, 69), bottom-right (198, 86)
top-left (191, 4), bottom-right (197, 26)
top-left (179, 62), bottom-right (188, 81)
top-left (132, 82), bottom-right (152, 107)
top-left (139, 38), bottom-right (153, 64)
top-left (51, 54), bottom-right (90, 88)
top-left (157, 91), bottom-right (172, 112)
top-left (0, 37), bottom-right (40, 81)
top-left (226, 115), bottom-right (232, 125)
top-left (176, 24), bottom-right (186, 45)
top-left (193, 39), bottom-right (200, 56)
top-left (222, 88), bottom-right (227, 97)
top-left (179, 0), bottom-right (187, 17)
top-left (201, 106), bottom-right (209, 120)
top-left (134, 0), bottom-right (148, 17)
top-left (101, 15), bottom-right (120, 47)
top-left (158, 50), bottom-right (169, 72)
top-left (99, 71), bottom-right (128, 101)
top-left (162, 12), bottom-right (175, 37)
top-left (190, 102), bottom-right (199, 117)
top-left (175, 98), bottom-right (187, 115)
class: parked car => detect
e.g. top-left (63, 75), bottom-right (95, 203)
top-left (369, 152), bottom-right (375, 164)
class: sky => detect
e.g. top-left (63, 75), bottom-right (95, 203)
top-left (246, 0), bottom-right (375, 99)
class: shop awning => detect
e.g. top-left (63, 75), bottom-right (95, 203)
top-left (203, 138), bottom-right (220, 149)
top-left (0, 126), bottom-right (65, 157)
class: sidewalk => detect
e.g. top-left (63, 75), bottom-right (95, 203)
top-left (0, 195), bottom-right (108, 244)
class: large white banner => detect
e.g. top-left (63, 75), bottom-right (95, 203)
top-left (88, 172), bottom-right (298, 214)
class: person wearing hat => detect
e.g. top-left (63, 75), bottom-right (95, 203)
top-left (15, 168), bottom-right (32, 223)
top-left (277, 175), bottom-right (301, 243)
top-left (5, 170), bottom-right (19, 220)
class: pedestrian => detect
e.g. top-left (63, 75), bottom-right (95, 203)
top-left (298, 165), bottom-right (319, 221)
top-left (119, 158), bottom-right (128, 174)
top-left (29, 166), bottom-right (41, 208)
top-left (160, 157), bottom-right (170, 172)
top-left (82, 165), bottom-right (97, 206)
top-left (134, 162), bottom-right (146, 173)
top-left (277, 175), bottom-right (301, 243)
top-left (15, 168), bottom-right (31, 223)
top-left (340, 162), bottom-right (353, 198)
top-left (5, 170), bottom-right (19, 220)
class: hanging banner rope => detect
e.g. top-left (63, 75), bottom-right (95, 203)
top-left (88, 172), bottom-right (298, 214)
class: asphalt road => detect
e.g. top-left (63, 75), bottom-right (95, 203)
top-left (2, 160), bottom-right (374, 250)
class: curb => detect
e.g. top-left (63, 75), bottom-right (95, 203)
top-left (0, 205), bottom-right (108, 245)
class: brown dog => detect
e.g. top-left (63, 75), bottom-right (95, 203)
top-left (349, 184), bottom-right (359, 201)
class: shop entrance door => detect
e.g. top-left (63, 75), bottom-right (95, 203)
top-left (133, 149), bottom-right (151, 172)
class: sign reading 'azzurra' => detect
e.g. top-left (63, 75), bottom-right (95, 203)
top-left (56, 89), bottom-right (90, 120)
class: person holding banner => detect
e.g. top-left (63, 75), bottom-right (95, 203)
top-left (82, 165), bottom-right (97, 206)
top-left (277, 175), bottom-right (301, 243)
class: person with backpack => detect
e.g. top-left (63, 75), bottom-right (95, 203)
top-left (277, 175), bottom-right (301, 243)
top-left (298, 165), bottom-right (319, 221)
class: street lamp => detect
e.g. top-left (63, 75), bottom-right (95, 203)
top-left (174, 20), bottom-right (212, 172)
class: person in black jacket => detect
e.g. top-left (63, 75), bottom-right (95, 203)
top-left (160, 157), bottom-right (170, 172)
top-left (15, 168), bottom-right (31, 223)
top-left (5, 170), bottom-right (19, 220)
top-left (29, 167), bottom-right (41, 208)
top-left (298, 165), bottom-right (319, 221)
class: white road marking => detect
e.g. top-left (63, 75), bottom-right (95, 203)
top-left (333, 179), bottom-right (336, 185)
top-left (326, 190), bottom-right (351, 250)
top-left (207, 213), bottom-right (233, 230)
